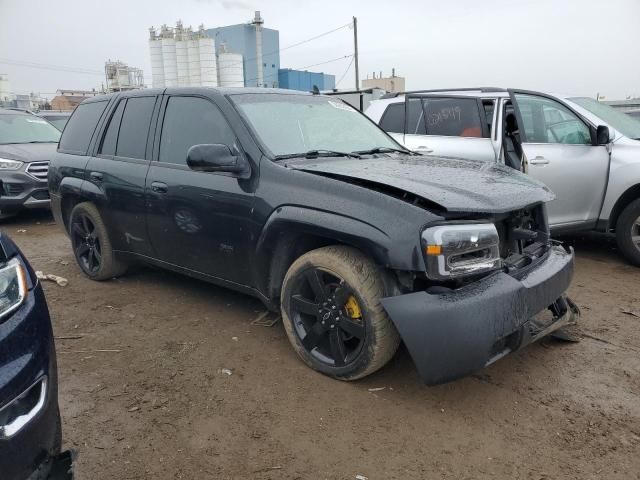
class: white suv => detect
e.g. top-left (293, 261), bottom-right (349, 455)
top-left (366, 88), bottom-right (640, 266)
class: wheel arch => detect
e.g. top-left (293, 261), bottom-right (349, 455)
top-left (255, 206), bottom-right (393, 306)
top-left (608, 183), bottom-right (640, 232)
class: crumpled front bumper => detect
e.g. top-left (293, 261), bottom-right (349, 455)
top-left (381, 245), bottom-right (579, 385)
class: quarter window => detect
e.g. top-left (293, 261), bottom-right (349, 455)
top-left (159, 96), bottom-right (236, 165)
top-left (58, 101), bottom-right (108, 154)
top-left (115, 96), bottom-right (156, 159)
top-left (514, 94), bottom-right (591, 145)
top-left (378, 103), bottom-right (405, 134)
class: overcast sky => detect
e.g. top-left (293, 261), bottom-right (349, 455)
top-left (1, 0), bottom-right (639, 99)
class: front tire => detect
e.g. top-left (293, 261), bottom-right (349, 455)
top-left (281, 246), bottom-right (400, 381)
top-left (69, 202), bottom-right (127, 280)
top-left (615, 199), bottom-right (640, 267)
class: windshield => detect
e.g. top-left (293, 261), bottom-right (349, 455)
top-left (0, 113), bottom-right (61, 144)
top-left (230, 94), bottom-right (402, 157)
top-left (569, 97), bottom-right (640, 140)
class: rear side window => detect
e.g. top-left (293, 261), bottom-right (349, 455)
top-left (58, 101), bottom-right (108, 154)
top-left (159, 96), bottom-right (236, 165)
top-left (406, 98), bottom-right (427, 135)
top-left (99, 100), bottom-right (125, 156)
top-left (115, 96), bottom-right (156, 159)
top-left (423, 98), bottom-right (484, 137)
top-left (378, 103), bottom-right (404, 133)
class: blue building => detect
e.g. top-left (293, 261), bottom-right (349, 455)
top-left (206, 23), bottom-right (280, 87)
top-left (278, 69), bottom-right (336, 92)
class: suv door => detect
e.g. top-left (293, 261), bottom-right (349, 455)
top-left (509, 91), bottom-right (610, 227)
top-left (145, 94), bottom-right (255, 284)
top-left (401, 95), bottom-right (497, 161)
top-left (85, 93), bottom-right (159, 256)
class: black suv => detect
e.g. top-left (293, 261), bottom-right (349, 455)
top-left (49, 88), bottom-right (578, 385)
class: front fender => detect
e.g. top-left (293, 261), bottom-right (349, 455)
top-left (256, 205), bottom-right (392, 266)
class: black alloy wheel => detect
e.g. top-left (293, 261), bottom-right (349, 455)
top-left (289, 267), bottom-right (366, 367)
top-left (71, 213), bottom-right (102, 274)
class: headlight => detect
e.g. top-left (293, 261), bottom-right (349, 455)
top-left (0, 158), bottom-right (24, 170)
top-left (0, 258), bottom-right (28, 319)
top-left (422, 223), bottom-right (501, 280)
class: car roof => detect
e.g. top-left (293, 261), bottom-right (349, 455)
top-left (37, 111), bottom-right (72, 116)
top-left (84, 87), bottom-right (313, 103)
top-left (0, 108), bottom-right (33, 115)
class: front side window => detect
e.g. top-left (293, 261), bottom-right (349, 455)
top-left (231, 94), bottom-right (400, 156)
top-left (514, 94), bottom-right (591, 145)
top-left (159, 96), bottom-right (236, 165)
top-left (115, 96), bottom-right (156, 159)
top-left (58, 101), bottom-right (107, 154)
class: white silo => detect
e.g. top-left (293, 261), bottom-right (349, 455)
top-left (199, 35), bottom-right (217, 87)
top-left (149, 28), bottom-right (165, 88)
top-left (187, 39), bottom-right (201, 87)
top-left (160, 25), bottom-right (177, 87)
top-left (0, 74), bottom-right (10, 101)
top-left (175, 21), bottom-right (189, 87)
top-left (217, 52), bottom-right (244, 87)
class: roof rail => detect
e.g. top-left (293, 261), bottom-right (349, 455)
top-left (380, 87), bottom-right (507, 99)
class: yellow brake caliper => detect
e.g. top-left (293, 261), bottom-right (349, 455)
top-left (345, 295), bottom-right (362, 319)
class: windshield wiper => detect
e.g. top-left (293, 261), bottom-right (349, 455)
top-left (275, 149), bottom-right (361, 160)
top-left (354, 146), bottom-right (412, 155)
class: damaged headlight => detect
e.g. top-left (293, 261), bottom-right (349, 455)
top-left (422, 223), bottom-right (501, 280)
top-left (0, 258), bottom-right (28, 320)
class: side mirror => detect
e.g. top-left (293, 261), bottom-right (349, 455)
top-left (595, 125), bottom-right (611, 145)
top-left (186, 144), bottom-right (248, 176)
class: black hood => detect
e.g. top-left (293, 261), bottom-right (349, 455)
top-left (0, 143), bottom-right (58, 163)
top-left (290, 154), bottom-right (555, 214)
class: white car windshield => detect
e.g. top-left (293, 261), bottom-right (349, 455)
top-left (569, 97), bottom-right (640, 140)
top-left (230, 94), bottom-right (403, 157)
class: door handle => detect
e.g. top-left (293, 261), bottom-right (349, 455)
top-left (89, 171), bottom-right (103, 182)
top-left (150, 181), bottom-right (168, 194)
top-left (529, 156), bottom-right (549, 165)
top-left (416, 146), bottom-right (434, 153)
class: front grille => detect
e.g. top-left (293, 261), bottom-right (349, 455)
top-left (26, 161), bottom-right (49, 181)
top-left (497, 206), bottom-right (550, 272)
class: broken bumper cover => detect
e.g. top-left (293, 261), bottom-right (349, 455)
top-left (381, 245), bottom-right (578, 385)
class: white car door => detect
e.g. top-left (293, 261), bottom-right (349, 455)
top-left (510, 91), bottom-right (610, 228)
top-left (403, 95), bottom-right (497, 161)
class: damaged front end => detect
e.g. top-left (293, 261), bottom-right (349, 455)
top-left (381, 205), bottom-right (580, 385)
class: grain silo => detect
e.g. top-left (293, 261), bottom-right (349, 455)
top-left (160, 25), bottom-right (177, 87)
top-left (217, 44), bottom-right (244, 88)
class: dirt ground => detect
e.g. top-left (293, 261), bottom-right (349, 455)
top-left (4, 211), bottom-right (640, 479)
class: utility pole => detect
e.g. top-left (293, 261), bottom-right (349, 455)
top-left (353, 16), bottom-right (359, 91)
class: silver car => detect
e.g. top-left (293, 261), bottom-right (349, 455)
top-left (366, 88), bottom-right (640, 266)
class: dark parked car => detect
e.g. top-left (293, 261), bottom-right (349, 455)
top-left (0, 109), bottom-right (59, 219)
top-left (36, 112), bottom-right (72, 132)
top-left (50, 88), bottom-right (578, 385)
top-left (0, 233), bottom-right (72, 479)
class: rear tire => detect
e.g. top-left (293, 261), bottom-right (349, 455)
top-left (70, 202), bottom-right (127, 280)
top-left (281, 245), bottom-right (400, 381)
top-left (615, 198), bottom-right (640, 267)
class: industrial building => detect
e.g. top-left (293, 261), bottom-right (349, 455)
top-left (278, 69), bottom-right (335, 91)
top-left (362, 69), bottom-right (405, 93)
top-left (206, 11), bottom-right (278, 88)
top-left (148, 14), bottom-right (336, 91)
top-left (104, 60), bottom-right (144, 92)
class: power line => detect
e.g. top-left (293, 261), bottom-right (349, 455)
top-left (0, 58), bottom-right (103, 76)
top-left (335, 56), bottom-right (355, 87)
top-left (243, 54), bottom-right (353, 85)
